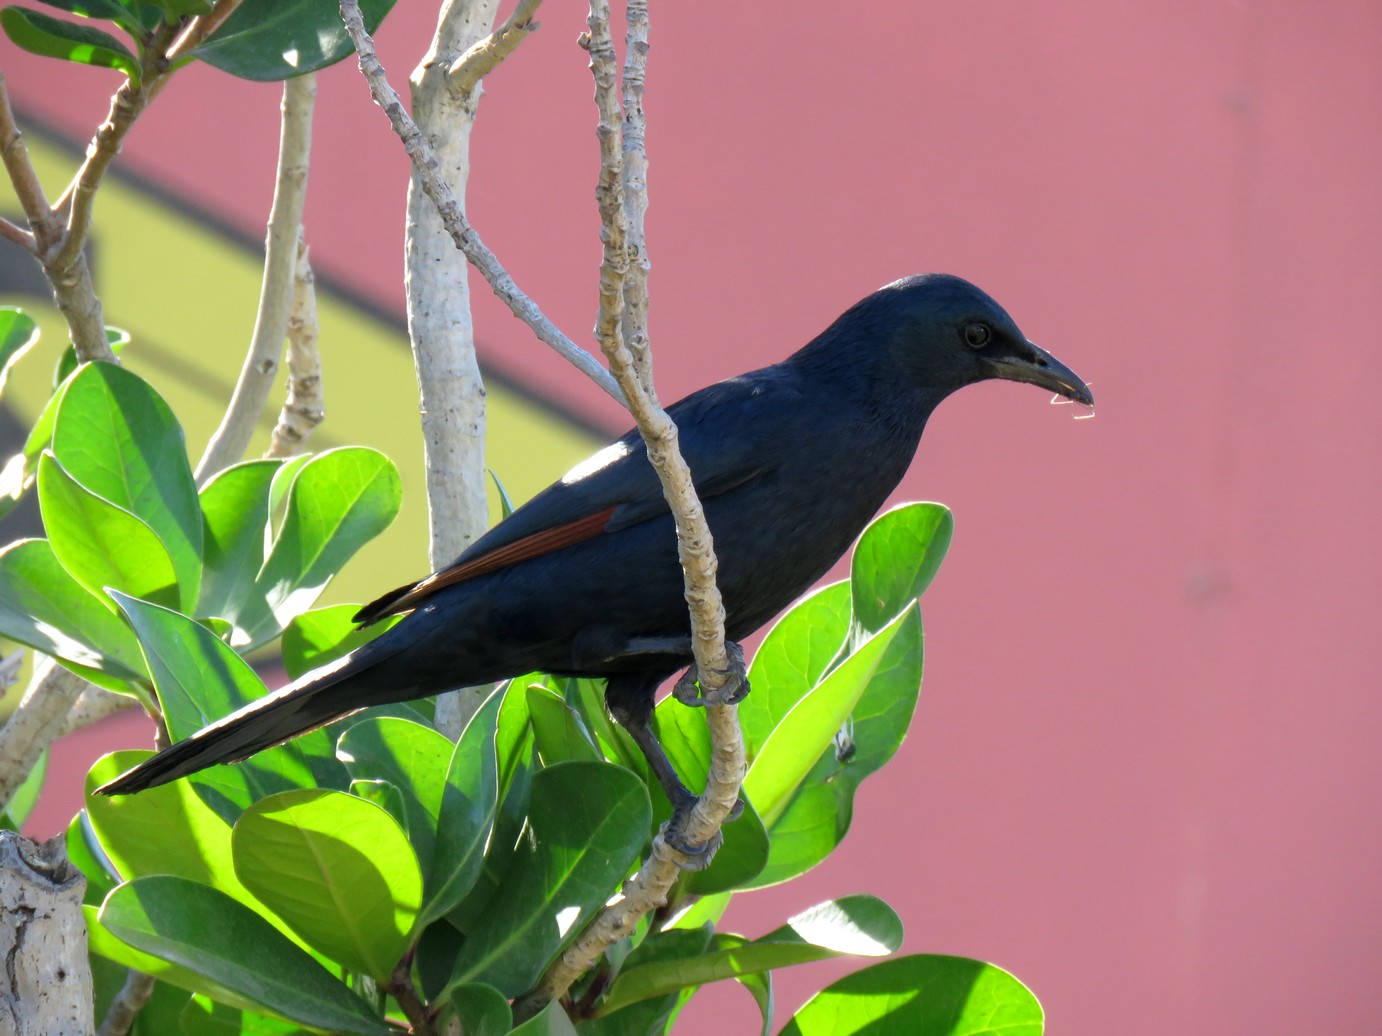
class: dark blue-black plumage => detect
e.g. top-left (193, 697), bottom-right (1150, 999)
top-left (99, 273), bottom-right (1091, 801)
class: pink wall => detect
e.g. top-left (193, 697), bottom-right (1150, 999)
top-left (8, 1), bottom-right (1381, 1032)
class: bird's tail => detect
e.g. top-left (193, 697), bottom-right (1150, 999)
top-left (96, 647), bottom-right (404, 796)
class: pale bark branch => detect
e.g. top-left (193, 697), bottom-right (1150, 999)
top-left (57, 685), bottom-right (140, 740)
top-left (0, 833), bottom-right (93, 1035)
top-left (95, 969), bottom-right (154, 1036)
top-left (266, 231), bottom-right (324, 458)
top-left (619, 0), bottom-right (652, 388)
top-left (0, 76), bottom-right (51, 254)
top-left (522, 1), bottom-right (744, 1012)
top-left (341, 0), bottom-right (626, 407)
top-left (196, 72), bottom-right (316, 482)
top-left (447, 0), bottom-right (545, 95)
top-left (0, 659), bottom-right (87, 807)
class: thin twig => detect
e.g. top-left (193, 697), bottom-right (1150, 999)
top-left (385, 953), bottom-right (434, 1036)
top-left (57, 684), bottom-right (140, 739)
top-left (448, 0), bottom-right (545, 95)
top-left (0, 75), bottom-right (51, 253)
top-left (519, 2), bottom-right (744, 1013)
top-left (196, 72), bottom-right (316, 482)
top-left (266, 230), bottom-right (324, 458)
top-left (340, 0), bottom-right (626, 406)
top-left (619, 0), bottom-right (653, 389)
top-left (95, 969), bottom-right (155, 1036)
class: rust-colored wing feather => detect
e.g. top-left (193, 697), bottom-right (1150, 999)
top-left (354, 505), bottom-right (618, 625)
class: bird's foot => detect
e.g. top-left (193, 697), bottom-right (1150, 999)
top-left (672, 641), bottom-right (749, 708)
top-left (659, 786), bottom-right (746, 870)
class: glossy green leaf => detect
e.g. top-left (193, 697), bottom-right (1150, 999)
top-left (0, 368), bottom-right (71, 522)
top-left (445, 983), bottom-right (511, 1036)
top-left (423, 688), bottom-right (501, 926)
top-left (53, 362), bottom-right (203, 610)
top-left (336, 717), bottom-right (451, 899)
top-left (578, 926), bottom-right (713, 1036)
top-left (180, 995), bottom-right (315, 1035)
top-left (527, 685), bottom-right (601, 765)
top-left (148, 0), bottom-right (212, 16)
top-left (30, 0), bottom-right (134, 20)
top-left (68, 811), bottom-right (119, 907)
top-left (0, 6), bottom-right (139, 79)
top-left (851, 502), bottom-right (952, 634)
top-left (741, 581), bottom-right (852, 760)
top-left (512, 1001), bottom-right (580, 1035)
top-left (40, 452), bottom-right (181, 609)
top-left (744, 606), bottom-right (912, 827)
top-left (86, 903), bottom-right (271, 1016)
top-left (780, 954), bottom-right (1043, 1036)
top-left (0, 307), bottom-right (39, 399)
top-left (108, 591), bottom-right (334, 816)
top-left (736, 963), bottom-right (774, 1036)
top-left (748, 609), bottom-right (923, 889)
top-left (232, 788), bottom-right (422, 981)
top-left (250, 447), bottom-right (401, 642)
top-left (2, 747), bottom-right (45, 827)
top-left (0, 538), bottom-right (146, 688)
top-left (197, 458), bottom-right (282, 640)
top-left (280, 602), bottom-right (397, 679)
top-left (52, 325), bottom-right (130, 388)
top-left (598, 896), bottom-right (901, 1015)
top-left (98, 876), bottom-right (390, 1034)
top-left (488, 468), bottom-right (516, 519)
top-left (192, 0), bottom-right (397, 81)
top-left (557, 674), bottom-right (641, 770)
top-left (444, 761), bottom-right (651, 997)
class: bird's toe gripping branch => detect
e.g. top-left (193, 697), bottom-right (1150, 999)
top-left (672, 640), bottom-right (749, 708)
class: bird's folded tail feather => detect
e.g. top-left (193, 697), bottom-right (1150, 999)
top-left (96, 651), bottom-right (388, 796)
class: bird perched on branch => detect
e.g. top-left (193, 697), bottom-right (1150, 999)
top-left (100, 273), bottom-right (1092, 855)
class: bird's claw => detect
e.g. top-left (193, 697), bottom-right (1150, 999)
top-left (672, 641), bottom-right (749, 708)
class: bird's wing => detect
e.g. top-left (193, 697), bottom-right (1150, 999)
top-left (353, 373), bottom-right (786, 625)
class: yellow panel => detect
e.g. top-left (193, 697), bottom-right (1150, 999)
top-left (1, 130), bottom-right (602, 606)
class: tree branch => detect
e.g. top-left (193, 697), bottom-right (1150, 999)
top-left (0, 659), bottom-right (88, 806)
top-left (619, 0), bottom-right (652, 388)
top-left (95, 969), bottom-right (154, 1036)
top-left (57, 684), bottom-right (139, 739)
top-left (196, 72), bottom-right (316, 482)
top-left (341, 0), bottom-right (626, 407)
top-left (266, 230), bottom-right (324, 458)
top-left (0, 75), bottom-right (52, 253)
top-left (519, 1), bottom-right (744, 1013)
top-left (447, 0), bottom-right (545, 95)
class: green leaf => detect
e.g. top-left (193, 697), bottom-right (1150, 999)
top-left (2, 747), bottom-right (45, 827)
top-left (36, 0), bottom-right (146, 29)
top-left (335, 717), bottom-right (451, 902)
top-left (0, 367), bottom-right (71, 522)
top-left (736, 965), bottom-right (774, 1036)
top-left (249, 447), bottom-right (401, 643)
top-left (195, 458), bottom-right (279, 636)
top-left (741, 581), bottom-right (851, 760)
top-left (179, 995), bottom-right (316, 1035)
top-left (98, 876), bottom-right (391, 1034)
top-left (192, 0), bottom-right (397, 81)
top-left (444, 983), bottom-right (511, 1036)
top-left (147, 0), bottom-right (211, 16)
top-left (422, 688), bottom-right (501, 926)
top-left (39, 452), bottom-right (181, 609)
top-left (511, 1001), bottom-right (580, 1035)
top-left (53, 362), bottom-right (203, 611)
top-left (87, 903), bottom-right (272, 1016)
top-left (748, 609), bottom-right (923, 889)
top-left (67, 811), bottom-right (119, 907)
top-left (52, 325), bottom-right (130, 388)
top-left (0, 538), bottom-right (147, 688)
top-left (779, 954), bottom-right (1043, 1036)
top-left (851, 502), bottom-right (952, 635)
top-left (108, 591), bottom-right (335, 815)
top-left (598, 895), bottom-right (902, 1015)
top-left (743, 606), bottom-right (913, 828)
top-left (0, 307), bottom-right (39, 400)
top-left (232, 788), bottom-right (422, 981)
top-left (0, 6), bottom-right (139, 79)
top-left (444, 761), bottom-right (651, 998)
top-left (526, 685), bottom-right (601, 765)
top-left (578, 926), bottom-right (713, 1036)
top-left (280, 603), bottom-right (398, 680)
top-left (488, 468), bottom-right (516, 519)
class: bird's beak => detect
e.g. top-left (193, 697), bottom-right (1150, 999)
top-left (988, 341), bottom-right (1094, 406)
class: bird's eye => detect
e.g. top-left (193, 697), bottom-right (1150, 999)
top-left (963, 323), bottom-right (991, 348)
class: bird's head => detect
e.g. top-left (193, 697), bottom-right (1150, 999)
top-left (859, 273), bottom-right (1094, 407)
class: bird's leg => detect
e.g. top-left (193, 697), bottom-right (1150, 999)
top-left (606, 671), bottom-right (741, 869)
top-left (672, 640), bottom-right (749, 708)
